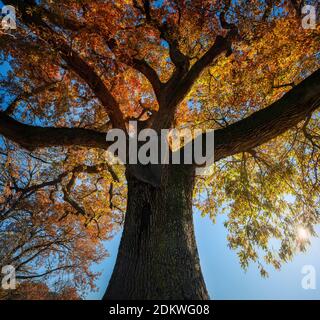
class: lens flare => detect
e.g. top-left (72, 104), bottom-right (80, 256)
top-left (296, 226), bottom-right (310, 242)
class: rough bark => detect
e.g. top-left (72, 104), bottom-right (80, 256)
top-left (103, 164), bottom-right (209, 300)
top-left (0, 112), bottom-right (109, 150)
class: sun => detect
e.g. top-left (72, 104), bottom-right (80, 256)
top-left (296, 226), bottom-right (310, 242)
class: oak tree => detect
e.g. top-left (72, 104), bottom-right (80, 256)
top-left (0, 0), bottom-right (320, 299)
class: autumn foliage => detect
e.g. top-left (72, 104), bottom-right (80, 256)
top-left (0, 0), bottom-right (320, 298)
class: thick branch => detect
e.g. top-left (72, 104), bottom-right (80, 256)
top-left (213, 68), bottom-right (320, 162)
top-left (150, 0), bottom-right (239, 130)
top-left (151, 34), bottom-right (234, 130)
top-left (0, 112), bottom-right (108, 150)
top-left (290, 0), bottom-right (303, 17)
top-left (134, 0), bottom-right (189, 69)
top-left (63, 189), bottom-right (87, 216)
top-left (177, 35), bottom-right (232, 102)
top-left (132, 58), bottom-right (162, 99)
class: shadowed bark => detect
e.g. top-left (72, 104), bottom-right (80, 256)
top-left (0, 112), bottom-right (108, 150)
top-left (104, 165), bottom-right (209, 300)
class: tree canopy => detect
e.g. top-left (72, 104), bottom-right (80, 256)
top-left (0, 0), bottom-right (320, 297)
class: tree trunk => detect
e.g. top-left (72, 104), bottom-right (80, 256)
top-left (103, 164), bottom-right (209, 300)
